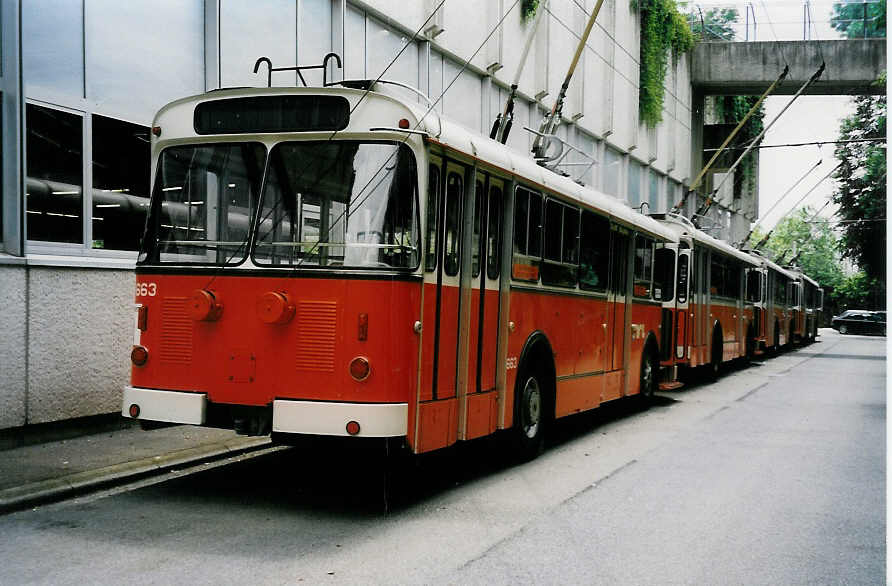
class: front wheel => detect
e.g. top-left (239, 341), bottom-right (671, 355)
top-left (839, 324), bottom-right (848, 335)
top-left (513, 370), bottom-right (546, 461)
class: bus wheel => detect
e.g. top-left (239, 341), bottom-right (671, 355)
top-left (513, 368), bottom-right (546, 461)
top-left (638, 345), bottom-right (657, 407)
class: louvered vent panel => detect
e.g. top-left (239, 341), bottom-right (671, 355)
top-left (296, 301), bottom-right (337, 372)
top-left (160, 297), bottom-right (193, 364)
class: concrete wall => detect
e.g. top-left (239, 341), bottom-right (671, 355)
top-left (0, 263), bottom-right (134, 428)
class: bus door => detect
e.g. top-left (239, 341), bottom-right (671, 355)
top-left (674, 245), bottom-right (691, 364)
top-left (460, 171), bottom-right (503, 440)
top-left (416, 158), bottom-right (466, 452)
top-left (692, 246), bottom-right (707, 365)
top-left (603, 224), bottom-right (630, 401)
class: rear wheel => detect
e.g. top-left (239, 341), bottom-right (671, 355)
top-left (839, 324), bottom-right (848, 335)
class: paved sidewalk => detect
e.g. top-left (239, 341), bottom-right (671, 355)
top-left (0, 423), bottom-right (271, 513)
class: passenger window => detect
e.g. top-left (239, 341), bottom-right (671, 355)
top-left (653, 247), bottom-right (675, 302)
top-left (579, 211), bottom-right (609, 292)
top-left (512, 187), bottom-right (542, 282)
top-left (633, 235), bottom-right (654, 298)
top-left (541, 199), bottom-right (579, 288)
top-left (444, 172), bottom-right (463, 277)
top-left (471, 179), bottom-right (484, 278)
top-left (425, 164), bottom-right (440, 272)
top-left (486, 186), bottom-right (502, 280)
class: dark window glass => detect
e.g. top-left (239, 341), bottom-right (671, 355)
top-left (425, 164), bottom-right (440, 272)
top-left (562, 207), bottom-right (579, 265)
top-left (579, 211), bottom-right (609, 291)
top-left (727, 260), bottom-right (741, 298)
top-left (444, 171), bottom-right (462, 276)
top-left (544, 200), bottom-right (562, 262)
top-left (194, 95), bottom-right (349, 134)
top-left (633, 235), bottom-right (654, 298)
top-left (512, 187), bottom-right (541, 282)
top-left (140, 142), bottom-right (265, 265)
top-left (91, 115), bottom-right (151, 251)
top-left (254, 141), bottom-right (418, 269)
top-left (610, 229), bottom-right (630, 295)
top-left (486, 186), bottom-right (502, 280)
top-left (26, 104), bottom-right (83, 243)
top-left (653, 247), bottom-right (675, 302)
top-left (472, 179), bottom-right (484, 278)
top-left (676, 253), bottom-right (689, 304)
top-left (746, 270), bottom-right (761, 302)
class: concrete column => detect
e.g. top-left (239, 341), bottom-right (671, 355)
top-left (1, 0), bottom-right (24, 256)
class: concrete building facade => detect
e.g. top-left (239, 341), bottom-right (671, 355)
top-left (0, 0), bottom-right (699, 430)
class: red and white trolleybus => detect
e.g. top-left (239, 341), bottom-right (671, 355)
top-left (122, 84), bottom-right (682, 458)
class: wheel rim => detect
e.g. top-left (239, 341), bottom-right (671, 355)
top-left (641, 355), bottom-right (654, 397)
top-left (840, 324), bottom-right (847, 334)
top-left (520, 376), bottom-right (541, 439)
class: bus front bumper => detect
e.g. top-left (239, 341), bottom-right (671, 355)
top-left (122, 386), bottom-right (408, 438)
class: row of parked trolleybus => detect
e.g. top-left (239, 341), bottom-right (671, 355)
top-left (122, 85), bottom-right (824, 460)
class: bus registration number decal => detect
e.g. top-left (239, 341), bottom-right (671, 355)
top-left (136, 282), bottom-right (157, 297)
top-left (506, 357), bottom-right (518, 370)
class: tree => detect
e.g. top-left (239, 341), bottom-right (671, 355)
top-left (691, 7), bottom-right (738, 41)
top-left (832, 75), bottom-right (886, 286)
top-left (749, 207), bottom-right (844, 291)
top-left (831, 0), bottom-right (886, 38)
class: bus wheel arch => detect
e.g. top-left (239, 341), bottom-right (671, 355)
top-left (511, 332), bottom-right (556, 460)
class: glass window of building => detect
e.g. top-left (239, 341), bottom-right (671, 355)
top-left (648, 169), bottom-right (660, 211)
top-left (86, 0), bottom-right (204, 120)
top-left (444, 58), bottom-right (481, 132)
top-left (26, 104), bottom-right (83, 244)
top-left (299, 0), bottom-right (332, 86)
top-left (23, 0), bottom-right (84, 97)
top-left (345, 6), bottom-right (366, 79)
top-left (367, 17), bottom-right (418, 91)
top-left (221, 0), bottom-right (297, 88)
top-left (602, 147), bottom-right (621, 197)
top-left (91, 115), bottom-right (151, 251)
top-left (627, 159), bottom-right (642, 207)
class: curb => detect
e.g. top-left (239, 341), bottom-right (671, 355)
top-left (0, 436), bottom-right (273, 514)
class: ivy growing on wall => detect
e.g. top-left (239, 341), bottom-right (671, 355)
top-left (714, 95), bottom-right (766, 197)
top-left (521, 0), bottom-right (539, 23)
top-left (633, 0), bottom-right (694, 127)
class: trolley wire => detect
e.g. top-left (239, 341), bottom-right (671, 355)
top-left (758, 0), bottom-right (791, 67)
top-left (703, 137), bottom-right (886, 152)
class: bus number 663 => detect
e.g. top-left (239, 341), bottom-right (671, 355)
top-left (136, 282), bottom-right (157, 297)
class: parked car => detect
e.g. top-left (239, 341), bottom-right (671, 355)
top-left (831, 310), bottom-right (886, 335)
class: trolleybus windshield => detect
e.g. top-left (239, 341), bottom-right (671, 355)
top-left (139, 142), bottom-right (266, 265)
top-left (253, 141), bottom-right (419, 270)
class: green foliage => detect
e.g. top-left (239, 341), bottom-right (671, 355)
top-left (832, 74), bottom-right (886, 284)
top-left (691, 7), bottom-right (738, 41)
top-left (635, 0), bottom-right (695, 127)
top-left (831, 0), bottom-right (886, 38)
top-left (748, 207), bottom-right (844, 291)
top-left (714, 95), bottom-right (765, 197)
top-left (521, 0), bottom-right (539, 23)
top-left (834, 272), bottom-right (885, 310)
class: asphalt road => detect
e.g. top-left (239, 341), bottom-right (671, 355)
top-left (1, 329), bottom-right (884, 585)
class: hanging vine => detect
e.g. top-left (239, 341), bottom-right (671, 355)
top-left (714, 95), bottom-right (766, 197)
top-left (633, 0), bottom-right (694, 127)
top-left (521, 0), bottom-right (540, 23)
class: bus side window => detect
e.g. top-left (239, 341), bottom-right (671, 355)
top-left (653, 247), bottom-right (675, 302)
top-left (512, 187), bottom-right (542, 282)
top-left (486, 185), bottom-right (502, 280)
top-left (579, 210), bottom-right (609, 291)
top-left (444, 171), bottom-right (463, 277)
top-left (541, 199), bottom-right (579, 287)
top-left (633, 234), bottom-right (654, 299)
top-left (425, 164), bottom-right (440, 272)
top-left (471, 179), bottom-right (484, 278)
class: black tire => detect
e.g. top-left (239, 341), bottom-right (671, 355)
top-left (512, 365), bottom-right (546, 461)
top-left (638, 345), bottom-right (657, 407)
top-left (839, 324), bottom-right (848, 335)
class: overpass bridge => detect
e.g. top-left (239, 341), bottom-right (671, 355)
top-left (691, 39), bottom-right (885, 95)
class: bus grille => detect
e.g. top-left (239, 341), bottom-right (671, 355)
top-left (160, 297), bottom-right (193, 364)
top-left (296, 300), bottom-right (337, 372)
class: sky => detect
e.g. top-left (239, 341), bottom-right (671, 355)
top-left (687, 0), bottom-right (869, 230)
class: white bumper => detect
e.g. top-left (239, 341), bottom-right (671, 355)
top-left (122, 386), bottom-right (206, 425)
top-left (272, 399), bottom-right (407, 437)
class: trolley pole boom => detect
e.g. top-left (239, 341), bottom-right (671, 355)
top-left (672, 67), bottom-right (788, 215)
top-left (694, 62), bottom-right (825, 223)
top-left (530, 0), bottom-right (604, 161)
top-left (740, 158), bottom-right (822, 246)
top-left (491, 0), bottom-right (549, 144)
